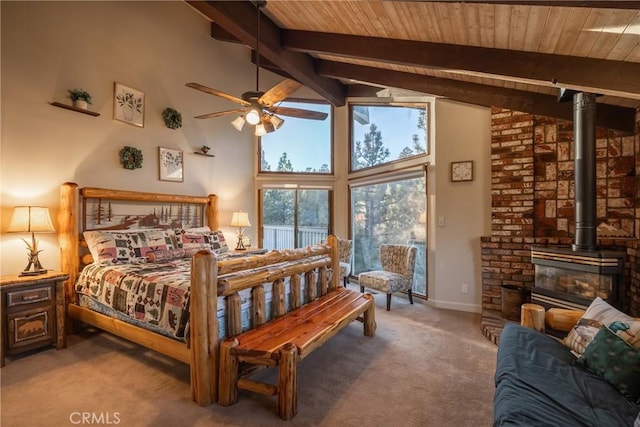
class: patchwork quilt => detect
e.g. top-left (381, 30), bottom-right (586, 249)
top-left (76, 259), bottom-right (313, 340)
top-left (76, 260), bottom-right (193, 339)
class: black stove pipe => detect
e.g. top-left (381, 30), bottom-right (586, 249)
top-left (572, 92), bottom-right (597, 252)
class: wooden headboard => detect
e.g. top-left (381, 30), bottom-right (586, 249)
top-left (58, 182), bottom-right (219, 307)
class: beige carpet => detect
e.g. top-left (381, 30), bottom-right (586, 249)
top-left (1, 291), bottom-right (497, 427)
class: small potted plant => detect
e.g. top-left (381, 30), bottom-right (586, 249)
top-left (68, 89), bottom-right (92, 110)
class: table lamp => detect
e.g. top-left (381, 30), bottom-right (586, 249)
top-left (230, 211), bottom-right (251, 251)
top-left (8, 206), bottom-right (55, 276)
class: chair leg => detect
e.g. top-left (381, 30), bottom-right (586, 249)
top-left (343, 276), bottom-right (348, 287)
top-left (408, 288), bottom-right (414, 304)
top-left (360, 285), bottom-right (365, 293)
top-left (386, 294), bottom-right (391, 311)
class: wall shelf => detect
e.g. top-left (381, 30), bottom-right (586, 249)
top-left (50, 102), bottom-right (100, 117)
top-left (194, 152), bottom-right (215, 157)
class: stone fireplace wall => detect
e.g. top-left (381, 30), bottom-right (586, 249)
top-left (482, 107), bottom-right (640, 317)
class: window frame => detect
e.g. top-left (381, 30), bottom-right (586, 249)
top-left (258, 98), bottom-right (334, 176)
top-left (258, 185), bottom-right (334, 249)
top-left (348, 102), bottom-right (430, 174)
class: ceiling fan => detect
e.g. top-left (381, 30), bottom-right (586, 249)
top-left (186, 1), bottom-right (328, 136)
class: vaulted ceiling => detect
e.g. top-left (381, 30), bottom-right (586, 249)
top-left (186, 1), bottom-right (640, 133)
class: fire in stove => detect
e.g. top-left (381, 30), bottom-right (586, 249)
top-left (531, 247), bottom-right (623, 311)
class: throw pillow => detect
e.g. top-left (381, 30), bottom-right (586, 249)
top-left (175, 230), bottom-right (229, 254)
top-left (147, 248), bottom-right (186, 263)
top-left (84, 229), bottom-right (175, 264)
top-left (564, 297), bottom-right (640, 356)
top-left (576, 326), bottom-right (640, 403)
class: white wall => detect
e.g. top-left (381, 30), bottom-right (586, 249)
top-left (0, 1), bottom-right (281, 275)
top-left (429, 99), bottom-right (492, 312)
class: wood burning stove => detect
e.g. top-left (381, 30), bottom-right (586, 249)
top-left (531, 90), bottom-right (625, 314)
top-left (531, 247), bottom-right (623, 310)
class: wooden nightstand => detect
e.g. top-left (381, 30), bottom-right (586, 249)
top-left (0, 271), bottom-right (68, 366)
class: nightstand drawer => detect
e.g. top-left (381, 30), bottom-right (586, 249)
top-left (7, 306), bottom-right (55, 350)
top-left (7, 286), bottom-right (52, 307)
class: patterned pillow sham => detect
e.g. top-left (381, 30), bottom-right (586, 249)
top-left (147, 248), bottom-right (186, 263)
top-left (174, 230), bottom-right (229, 254)
top-left (576, 326), bottom-right (640, 403)
top-left (84, 229), bottom-right (175, 265)
top-left (147, 247), bottom-right (204, 263)
top-left (564, 297), bottom-right (640, 356)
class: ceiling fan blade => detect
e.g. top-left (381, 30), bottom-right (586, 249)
top-left (186, 83), bottom-right (251, 107)
top-left (269, 106), bottom-right (328, 120)
top-left (258, 79), bottom-right (302, 107)
top-left (194, 108), bottom-right (247, 119)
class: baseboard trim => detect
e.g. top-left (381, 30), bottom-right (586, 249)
top-left (427, 299), bottom-right (481, 313)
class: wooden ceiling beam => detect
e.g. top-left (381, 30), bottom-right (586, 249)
top-left (386, 0), bottom-right (640, 9)
top-left (186, 1), bottom-right (346, 106)
top-left (284, 30), bottom-right (640, 100)
top-left (317, 61), bottom-right (637, 134)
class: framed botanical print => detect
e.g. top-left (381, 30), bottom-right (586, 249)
top-left (114, 82), bottom-right (145, 127)
top-left (159, 147), bottom-right (184, 182)
top-left (451, 160), bottom-right (473, 182)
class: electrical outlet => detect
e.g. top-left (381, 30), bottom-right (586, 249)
top-left (438, 216), bottom-right (445, 227)
top-left (461, 283), bottom-right (469, 294)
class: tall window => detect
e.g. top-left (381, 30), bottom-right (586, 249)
top-left (260, 100), bottom-right (333, 174)
top-left (351, 104), bottom-right (428, 172)
top-left (258, 99), bottom-right (334, 249)
top-left (261, 188), bottom-right (331, 250)
top-left (349, 102), bottom-right (430, 296)
top-left (351, 176), bottom-right (427, 296)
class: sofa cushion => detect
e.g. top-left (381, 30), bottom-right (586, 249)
top-left (577, 326), bottom-right (640, 403)
top-left (494, 323), bottom-right (640, 426)
top-left (564, 297), bottom-right (640, 356)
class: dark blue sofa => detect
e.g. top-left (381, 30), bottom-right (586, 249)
top-left (493, 323), bottom-right (639, 426)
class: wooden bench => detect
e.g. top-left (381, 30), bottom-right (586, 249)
top-left (218, 287), bottom-right (376, 420)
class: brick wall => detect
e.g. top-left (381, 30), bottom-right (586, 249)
top-left (532, 117), bottom-right (635, 238)
top-left (482, 107), bottom-right (640, 317)
top-left (491, 108), bottom-right (534, 237)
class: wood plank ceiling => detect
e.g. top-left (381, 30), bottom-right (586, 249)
top-left (186, 1), bottom-right (640, 133)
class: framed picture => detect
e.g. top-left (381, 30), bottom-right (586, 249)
top-left (159, 147), bottom-right (184, 182)
top-left (451, 160), bottom-right (473, 182)
top-left (113, 82), bottom-right (145, 127)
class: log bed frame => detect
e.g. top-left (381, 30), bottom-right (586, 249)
top-left (58, 182), bottom-right (375, 416)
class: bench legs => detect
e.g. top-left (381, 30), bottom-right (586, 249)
top-left (218, 338), bottom-right (239, 407)
top-left (278, 343), bottom-right (298, 421)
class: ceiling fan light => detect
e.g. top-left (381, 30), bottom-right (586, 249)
top-left (246, 109), bottom-right (261, 125)
top-left (230, 115), bottom-right (246, 131)
top-left (262, 115), bottom-right (276, 133)
top-left (270, 114), bottom-right (284, 129)
top-left (255, 123), bottom-right (267, 136)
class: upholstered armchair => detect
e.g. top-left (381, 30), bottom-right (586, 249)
top-left (338, 238), bottom-right (353, 287)
top-left (358, 244), bottom-right (417, 311)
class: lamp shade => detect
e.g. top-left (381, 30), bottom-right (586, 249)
top-left (8, 206), bottom-right (55, 233)
top-left (230, 211), bottom-right (251, 228)
top-left (230, 115), bottom-right (246, 131)
top-left (254, 123), bottom-right (267, 136)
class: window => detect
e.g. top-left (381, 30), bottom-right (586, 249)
top-left (259, 100), bottom-right (333, 174)
top-left (351, 175), bottom-right (427, 296)
top-left (260, 188), bottom-right (331, 250)
top-left (350, 104), bottom-right (428, 172)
